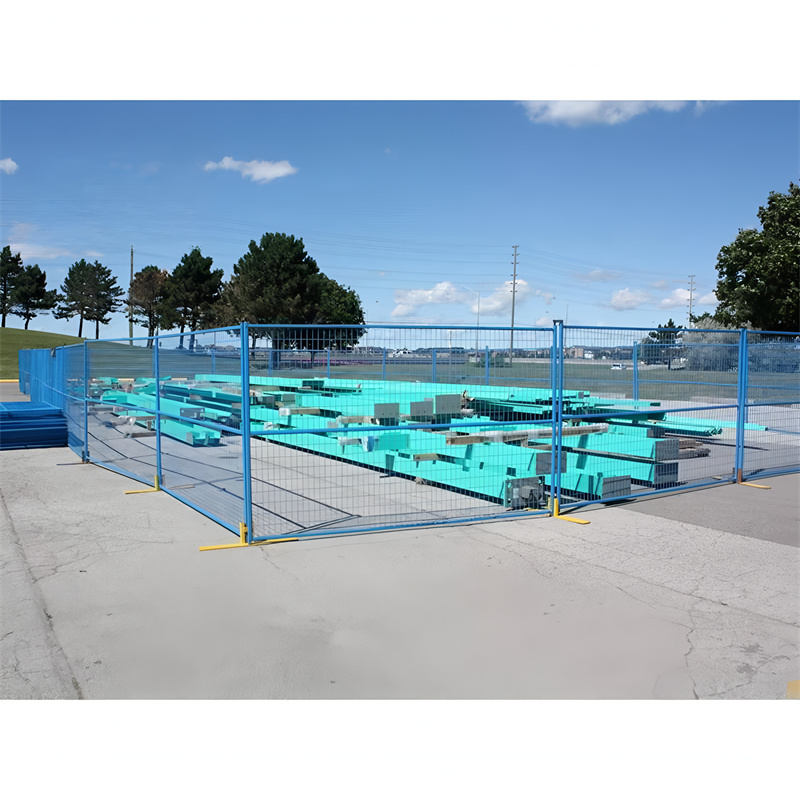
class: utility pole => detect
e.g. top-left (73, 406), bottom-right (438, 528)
top-left (687, 274), bottom-right (696, 327)
top-left (509, 245), bottom-right (518, 365)
top-left (129, 246), bottom-right (134, 345)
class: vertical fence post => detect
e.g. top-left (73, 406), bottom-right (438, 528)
top-left (240, 323), bottom-right (254, 542)
top-left (326, 347), bottom-right (331, 379)
top-left (552, 321), bottom-right (565, 514)
top-left (381, 347), bottom-right (387, 381)
top-left (82, 340), bottom-right (89, 462)
top-left (211, 331), bottom-right (217, 375)
top-left (153, 335), bottom-right (163, 489)
top-left (632, 341), bottom-right (639, 402)
top-left (432, 349), bottom-right (437, 384)
top-left (485, 346), bottom-right (490, 386)
top-left (734, 328), bottom-right (748, 482)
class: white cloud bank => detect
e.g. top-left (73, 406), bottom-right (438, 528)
top-left (519, 101), bottom-right (689, 127)
top-left (1, 158), bottom-right (19, 174)
top-left (391, 279), bottom-right (552, 319)
top-left (204, 156), bottom-right (297, 184)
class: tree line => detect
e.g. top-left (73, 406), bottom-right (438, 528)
top-left (0, 233), bottom-right (366, 347)
top-left (1, 182), bottom-right (796, 340)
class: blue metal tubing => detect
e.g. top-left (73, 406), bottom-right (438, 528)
top-left (561, 403), bottom-right (740, 420)
top-left (259, 416), bottom-right (557, 437)
top-left (734, 330), bottom-right (748, 476)
top-left (381, 348), bottom-right (387, 380)
top-left (87, 398), bottom-right (247, 437)
top-left (554, 323), bottom-right (565, 508)
top-left (633, 379), bottom-right (739, 389)
top-left (240, 322), bottom-right (254, 543)
top-left (559, 476), bottom-right (738, 511)
top-left (83, 342), bottom-right (90, 461)
top-left (153, 339), bottom-right (163, 485)
top-left (564, 325), bottom-right (732, 334)
top-left (432, 349), bottom-right (437, 383)
top-left (484, 346), bottom-right (490, 385)
top-left (161, 488), bottom-right (240, 534)
top-left (86, 456), bottom-right (159, 489)
top-left (250, 506), bottom-right (551, 543)
top-left (152, 325), bottom-right (241, 341)
top-left (745, 399), bottom-right (800, 409)
top-left (742, 465), bottom-right (800, 480)
top-left (632, 342), bottom-right (639, 402)
top-left (250, 323), bottom-right (550, 332)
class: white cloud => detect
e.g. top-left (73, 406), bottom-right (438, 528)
top-left (391, 278), bottom-right (551, 319)
top-left (204, 155), bottom-right (297, 184)
top-left (610, 287), bottom-right (650, 310)
top-left (698, 291), bottom-right (717, 305)
top-left (658, 288), bottom-right (690, 309)
top-left (1, 157), bottom-right (19, 174)
top-left (519, 101), bottom-right (687, 127)
top-left (576, 268), bottom-right (620, 283)
top-left (652, 280), bottom-right (669, 290)
top-left (391, 281), bottom-right (465, 318)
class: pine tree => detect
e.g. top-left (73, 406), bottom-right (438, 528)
top-left (10, 264), bottom-right (57, 329)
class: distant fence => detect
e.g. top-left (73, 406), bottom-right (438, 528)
top-left (18, 323), bottom-right (800, 542)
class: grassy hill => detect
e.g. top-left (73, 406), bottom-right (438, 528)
top-left (0, 328), bottom-right (84, 380)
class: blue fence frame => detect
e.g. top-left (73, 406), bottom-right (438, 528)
top-left (17, 322), bottom-right (800, 542)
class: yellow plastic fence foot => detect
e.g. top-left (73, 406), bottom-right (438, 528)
top-left (550, 499), bottom-right (591, 525)
top-left (199, 542), bottom-right (250, 552)
top-left (786, 680), bottom-right (800, 699)
top-left (124, 475), bottom-right (161, 494)
top-left (736, 469), bottom-right (771, 489)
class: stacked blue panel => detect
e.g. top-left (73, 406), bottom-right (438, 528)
top-left (0, 402), bottom-right (68, 450)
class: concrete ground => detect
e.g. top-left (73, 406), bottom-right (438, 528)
top-left (1, 381), bottom-right (798, 699)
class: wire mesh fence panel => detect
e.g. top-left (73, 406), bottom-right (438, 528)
top-left (16, 322), bottom-right (800, 541)
top-left (151, 328), bottom-right (246, 534)
top-left (558, 326), bottom-right (742, 508)
top-left (743, 332), bottom-right (800, 478)
top-left (245, 325), bottom-right (555, 538)
top-left (84, 338), bottom-right (160, 484)
top-left (61, 344), bottom-right (86, 458)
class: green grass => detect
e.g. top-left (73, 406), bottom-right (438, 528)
top-left (0, 327), bottom-right (84, 380)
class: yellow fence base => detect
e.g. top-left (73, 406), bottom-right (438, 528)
top-left (551, 499), bottom-right (591, 525)
top-left (124, 475), bottom-right (161, 494)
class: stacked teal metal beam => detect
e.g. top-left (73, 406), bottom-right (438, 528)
top-left (89, 372), bottom-right (735, 502)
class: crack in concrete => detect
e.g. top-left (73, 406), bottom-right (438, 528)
top-left (0, 488), bottom-right (83, 699)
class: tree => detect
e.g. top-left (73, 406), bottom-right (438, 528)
top-left (220, 233), bottom-right (365, 355)
top-left (10, 264), bottom-right (57, 329)
top-left (642, 318), bottom-right (683, 367)
top-left (55, 259), bottom-right (124, 338)
top-left (127, 265), bottom-right (172, 345)
top-left (1, 246), bottom-right (24, 327)
top-left (163, 247), bottom-right (222, 349)
top-left (221, 233), bottom-right (323, 353)
top-left (712, 181), bottom-right (799, 332)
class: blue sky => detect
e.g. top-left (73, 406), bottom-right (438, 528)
top-left (2, 99), bottom-right (797, 339)
top-left (1, 1), bottom-right (798, 342)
